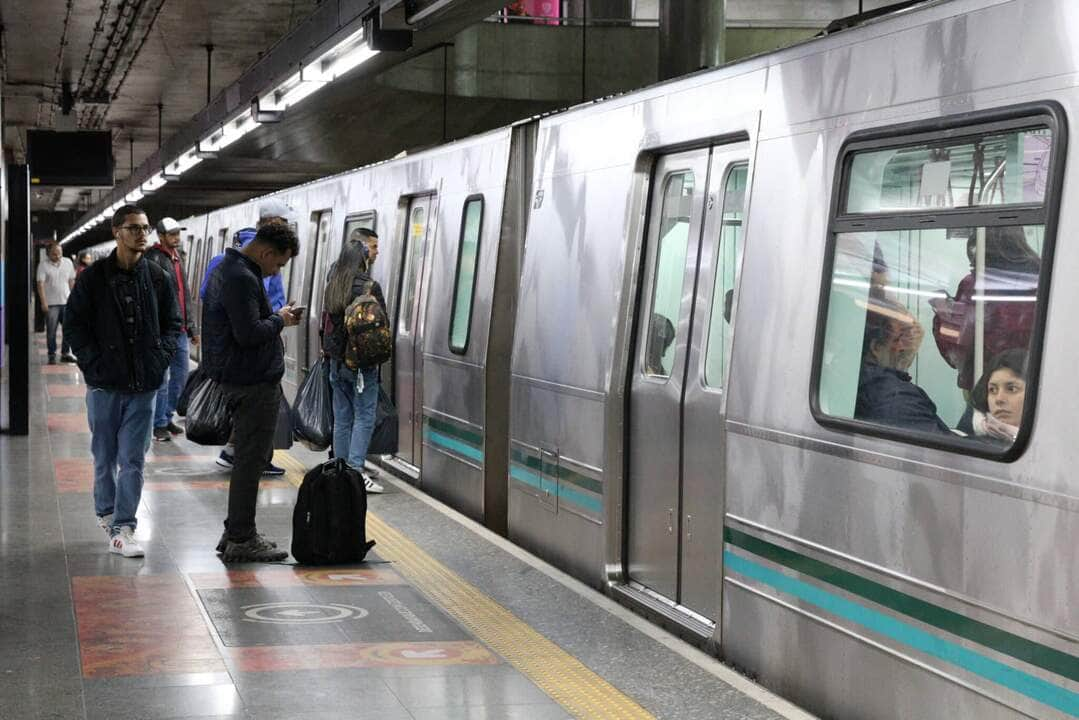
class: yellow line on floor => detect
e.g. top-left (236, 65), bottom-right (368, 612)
top-left (279, 452), bottom-right (654, 720)
top-left (272, 449), bottom-right (307, 487)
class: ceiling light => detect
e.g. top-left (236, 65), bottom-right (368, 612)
top-left (200, 111), bottom-right (260, 154)
top-left (125, 188), bottom-right (144, 203)
top-left (162, 146), bottom-right (204, 179)
top-left (305, 28), bottom-right (379, 82)
top-left (142, 171), bottom-right (168, 194)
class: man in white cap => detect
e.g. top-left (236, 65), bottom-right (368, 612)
top-left (198, 198), bottom-right (295, 473)
top-left (146, 217), bottom-right (199, 442)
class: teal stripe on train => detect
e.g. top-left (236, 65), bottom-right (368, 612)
top-left (422, 415), bottom-right (484, 464)
top-left (726, 531), bottom-right (1079, 717)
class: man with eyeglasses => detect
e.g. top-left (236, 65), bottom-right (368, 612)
top-left (64, 205), bottom-right (183, 558)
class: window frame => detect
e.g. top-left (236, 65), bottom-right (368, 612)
top-left (810, 101), bottom-right (1067, 462)
top-left (341, 210), bottom-right (378, 244)
top-left (448, 194), bottom-right (484, 355)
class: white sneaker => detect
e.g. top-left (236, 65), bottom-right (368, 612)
top-left (364, 475), bottom-right (385, 494)
top-left (109, 527), bottom-right (145, 558)
top-left (97, 514), bottom-right (113, 536)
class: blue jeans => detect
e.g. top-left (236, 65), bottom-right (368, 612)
top-left (328, 361), bottom-right (379, 471)
top-left (46, 305), bottom-right (69, 356)
top-left (154, 334), bottom-right (189, 429)
top-left (86, 388), bottom-right (156, 531)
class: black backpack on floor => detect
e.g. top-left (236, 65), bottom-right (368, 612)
top-left (291, 459), bottom-right (376, 565)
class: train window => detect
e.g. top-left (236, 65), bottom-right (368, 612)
top-left (845, 127), bottom-right (1052, 214)
top-left (644, 171), bottom-right (694, 379)
top-left (815, 107), bottom-right (1063, 459)
top-left (449, 196), bottom-right (484, 354)
top-left (342, 211), bottom-right (377, 245)
top-left (704, 164), bottom-right (747, 388)
top-left (400, 202), bottom-right (429, 335)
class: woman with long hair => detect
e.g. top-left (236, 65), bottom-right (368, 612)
top-left (322, 228), bottom-right (386, 493)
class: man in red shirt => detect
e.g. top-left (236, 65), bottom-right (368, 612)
top-left (145, 217), bottom-right (199, 441)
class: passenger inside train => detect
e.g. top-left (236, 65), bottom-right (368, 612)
top-left (966, 348), bottom-right (1029, 445)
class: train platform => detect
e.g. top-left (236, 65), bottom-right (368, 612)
top-left (0, 337), bottom-right (813, 720)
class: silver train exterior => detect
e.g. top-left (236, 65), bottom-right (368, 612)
top-left (178, 1), bottom-right (1078, 717)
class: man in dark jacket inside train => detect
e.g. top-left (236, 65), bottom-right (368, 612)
top-left (145, 217), bottom-right (199, 442)
top-left (855, 297), bottom-right (951, 435)
top-left (64, 205), bottom-right (183, 558)
top-left (201, 222), bottom-right (301, 562)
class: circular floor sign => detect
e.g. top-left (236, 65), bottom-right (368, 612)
top-left (241, 601), bottom-right (369, 624)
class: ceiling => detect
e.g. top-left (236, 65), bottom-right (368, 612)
top-left (1, 0), bottom-right (319, 212)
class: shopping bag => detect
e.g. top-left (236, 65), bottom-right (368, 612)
top-left (367, 386), bottom-right (398, 456)
top-left (185, 377), bottom-right (233, 446)
top-left (175, 366), bottom-right (208, 417)
top-left (273, 394), bottom-right (294, 450)
top-left (292, 358), bottom-right (334, 451)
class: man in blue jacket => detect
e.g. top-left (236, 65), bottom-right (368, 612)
top-left (202, 222), bottom-right (301, 562)
top-left (200, 198), bottom-right (292, 471)
top-left (65, 205), bottom-right (182, 558)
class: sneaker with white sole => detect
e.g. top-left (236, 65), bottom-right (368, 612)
top-left (216, 450), bottom-right (234, 469)
top-left (109, 527), bottom-right (144, 558)
top-left (97, 514), bottom-right (113, 536)
top-left (364, 475), bottom-right (385, 494)
top-left (222, 532), bottom-right (287, 563)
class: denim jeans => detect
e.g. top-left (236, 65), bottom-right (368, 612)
top-left (46, 305), bottom-right (69, 357)
top-left (86, 388), bottom-right (156, 531)
top-left (328, 360), bottom-right (379, 471)
top-left (154, 334), bottom-right (189, 429)
top-left (220, 381), bottom-right (280, 542)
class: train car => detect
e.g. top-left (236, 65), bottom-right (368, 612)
top-left (180, 1), bottom-right (1078, 718)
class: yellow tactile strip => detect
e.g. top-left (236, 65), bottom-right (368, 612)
top-left (277, 452), bottom-right (654, 720)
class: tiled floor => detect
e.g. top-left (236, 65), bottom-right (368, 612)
top-left (0, 335), bottom-right (810, 720)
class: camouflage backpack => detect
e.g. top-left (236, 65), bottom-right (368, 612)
top-left (343, 281), bottom-right (392, 370)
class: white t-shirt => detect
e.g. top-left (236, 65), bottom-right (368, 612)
top-left (36, 256), bottom-right (76, 306)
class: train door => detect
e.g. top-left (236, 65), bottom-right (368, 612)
top-left (300, 211), bottom-right (334, 380)
top-left (626, 143), bottom-right (749, 623)
top-left (394, 194), bottom-right (437, 468)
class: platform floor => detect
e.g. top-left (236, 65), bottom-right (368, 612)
top-left (0, 336), bottom-right (814, 720)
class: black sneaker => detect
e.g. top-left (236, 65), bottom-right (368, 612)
top-left (60, 352), bottom-right (77, 363)
top-left (216, 530), bottom-right (277, 554)
top-left (222, 533), bottom-right (287, 563)
top-left (152, 427), bottom-right (171, 442)
top-left (262, 462), bottom-right (286, 476)
top-left (215, 450), bottom-right (234, 469)
top-left (47, 355), bottom-right (57, 365)
top-left (166, 421), bottom-right (184, 435)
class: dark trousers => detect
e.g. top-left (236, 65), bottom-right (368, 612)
top-left (221, 381), bottom-right (281, 541)
top-left (46, 305), bottom-right (69, 356)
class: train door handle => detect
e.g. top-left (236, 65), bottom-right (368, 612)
top-left (686, 514), bottom-right (692, 541)
top-left (667, 509), bottom-right (674, 535)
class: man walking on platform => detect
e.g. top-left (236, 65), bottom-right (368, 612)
top-left (146, 217), bottom-right (199, 442)
top-left (64, 205), bottom-right (182, 558)
top-left (36, 241), bottom-right (76, 364)
top-left (201, 222), bottom-right (301, 562)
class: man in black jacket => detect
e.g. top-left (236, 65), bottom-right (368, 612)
top-left (202, 222), bottom-right (301, 562)
top-left (145, 217), bottom-right (199, 442)
top-left (64, 205), bottom-right (183, 558)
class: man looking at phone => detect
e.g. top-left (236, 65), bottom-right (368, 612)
top-left (201, 222), bottom-right (302, 562)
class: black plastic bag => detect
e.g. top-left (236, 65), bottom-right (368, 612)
top-left (368, 386), bottom-right (398, 456)
top-left (273, 394), bottom-right (294, 450)
top-left (185, 377), bottom-right (233, 446)
top-left (176, 366), bottom-right (208, 417)
top-left (292, 358), bottom-right (334, 451)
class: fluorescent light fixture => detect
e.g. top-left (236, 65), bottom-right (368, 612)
top-left (305, 28), bottom-right (379, 82)
top-left (200, 112), bottom-right (260, 154)
top-left (142, 171), bottom-right (168, 194)
top-left (162, 146), bottom-right (204, 179)
top-left (259, 71), bottom-right (327, 114)
top-left (125, 188), bottom-right (145, 203)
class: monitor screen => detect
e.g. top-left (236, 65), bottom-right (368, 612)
top-left (27, 130), bottom-right (114, 187)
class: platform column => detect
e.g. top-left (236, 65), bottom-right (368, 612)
top-left (4, 164), bottom-right (30, 434)
top-left (658, 0), bottom-right (725, 80)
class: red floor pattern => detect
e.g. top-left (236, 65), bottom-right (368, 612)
top-left (47, 413), bottom-right (90, 433)
top-left (226, 641), bottom-right (498, 672)
top-left (72, 575), bottom-right (226, 678)
top-left (46, 383), bottom-right (88, 398)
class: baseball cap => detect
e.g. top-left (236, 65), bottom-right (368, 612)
top-left (156, 217), bottom-right (185, 234)
top-left (258, 198), bottom-right (295, 224)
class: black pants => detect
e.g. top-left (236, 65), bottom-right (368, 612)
top-left (221, 381), bottom-right (281, 541)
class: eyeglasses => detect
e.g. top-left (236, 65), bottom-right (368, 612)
top-left (121, 224), bottom-right (152, 235)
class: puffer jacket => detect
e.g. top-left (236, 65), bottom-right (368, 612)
top-left (64, 250), bottom-right (182, 392)
top-left (200, 248), bottom-right (285, 386)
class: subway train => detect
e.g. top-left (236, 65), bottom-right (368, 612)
top-left (133, 1), bottom-right (1079, 718)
